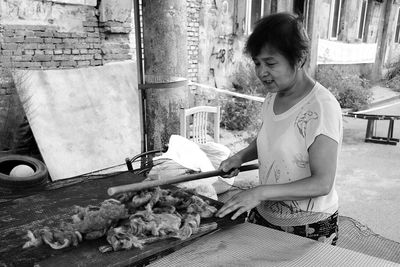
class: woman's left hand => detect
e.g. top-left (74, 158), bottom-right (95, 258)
top-left (216, 187), bottom-right (264, 220)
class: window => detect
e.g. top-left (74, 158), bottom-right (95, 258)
top-left (245, 0), bottom-right (275, 34)
top-left (329, 0), bottom-right (344, 39)
top-left (293, 0), bottom-right (311, 32)
top-left (358, 0), bottom-right (368, 40)
top-left (395, 7), bottom-right (400, 43)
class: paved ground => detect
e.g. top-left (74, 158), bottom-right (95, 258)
top-left (338, 86), bottom-right (400, 243)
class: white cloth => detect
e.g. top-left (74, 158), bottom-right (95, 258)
top-left (256, 82), bottom-right (343, 226)
top-left (153, 135), bottom-right (234, 199)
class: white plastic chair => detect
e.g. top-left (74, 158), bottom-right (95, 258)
top-left (180, 106), bottom-right (220, 144)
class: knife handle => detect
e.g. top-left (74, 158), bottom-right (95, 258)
top-left (107, 163), bottom-right (259, 196)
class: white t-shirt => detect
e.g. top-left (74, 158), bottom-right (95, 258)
top-left (256, 82), bottom-right (343, 226)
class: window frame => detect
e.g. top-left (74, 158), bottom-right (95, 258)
top-left (329, 0), bottom-right (344, 40)
top-left (395, 7), bottom-right (400, 43)
top-left (357, 0), bottom-right (368, 41)
top-left (303, 0), bottom-right (311, 32)
top-left (245, 0), bottom-right (266, 34)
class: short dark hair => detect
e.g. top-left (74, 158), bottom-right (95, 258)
top-left (245, 12), bottom-right (309, 68)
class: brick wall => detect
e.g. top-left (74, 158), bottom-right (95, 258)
top-left (186, 0), bottom-right (201, 93)
top-left (0, 4), bottom-right (133, 151)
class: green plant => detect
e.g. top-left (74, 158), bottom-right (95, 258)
top-left (385, 58), bottom-right (400, 92)
top-left (221, 58), bottom-right (263, 131)
top-left (317, 67), bottom-right (372, 111)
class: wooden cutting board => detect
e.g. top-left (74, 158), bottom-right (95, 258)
top-left (0, 171), bottom-right (245, 267)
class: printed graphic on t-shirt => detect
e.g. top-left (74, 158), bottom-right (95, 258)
top-left (294, 110), bottom-right (318, 138)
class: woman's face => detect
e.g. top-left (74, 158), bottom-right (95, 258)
top-left (253, 44), bottom-right (298, 94)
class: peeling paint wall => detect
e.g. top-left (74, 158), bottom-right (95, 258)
top-left (0, 0), bottom-right (135, 152)
top-left (384, 2), bottom-right (400, 69)
top-left (196, 0), bottom-right (248, 97)
top-left (0, 0), bottom-right (96, 32)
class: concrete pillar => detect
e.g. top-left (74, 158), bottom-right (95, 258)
top-left (142, 0), bottom-right (189, 151)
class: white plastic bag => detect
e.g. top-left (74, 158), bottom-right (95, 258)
top-left (150, 135), bottom-right (235, 199)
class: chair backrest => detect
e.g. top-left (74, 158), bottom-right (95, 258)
top-left (180, 106), bottom-right (220, 144)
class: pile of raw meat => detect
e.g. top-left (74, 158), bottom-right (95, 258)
top-left (22, 187), bottom-right (218, 252)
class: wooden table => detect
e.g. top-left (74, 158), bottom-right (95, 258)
top-left (346, 101), bottom-right (400, 145)
top-left (0, 172), bottom-right (243, 267)
top-left (148, 222), bottom-right (400, 267)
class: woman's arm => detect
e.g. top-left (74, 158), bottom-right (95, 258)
top-left (218, 139), bottom-right (258, 176)
top-left (216, 134), bottom-right (338, 219)
top-left (230, 138), bottom-right (258, 165)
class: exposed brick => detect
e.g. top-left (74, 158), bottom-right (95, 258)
top-left (94, 53), bottom-right (102, 60)
top-left (44, 50), bottom-right (54, 55)
top-left (25, 37), bottom-right (43, 43)
top-left (63, 38), bottom-right (78, 44)
top-left (17, 62), bottom-right (42, 68)
top-left (60, 61), bottom-right (77, 67)
top-left (71, 33), bottom-right (87, 38)
top-left (3, 30), bottom-right (15, 37)
top-left (28, 25), bottom-right (48, 31)
top-left (80, 49), bottom-right (88, 54)
top-left (54, 32), bottom-right (70, 38)
top-left (32, 55), bottom-right (52, 61)
top-left (23, 50), bottom-right (35, 55)
top-left (13, 55), bottom-right (33, 61)
top-left (56, 43), bottom-right (75, 49)
top-left (34, 50), bottom-right (44, 55)
top-left (72, 55), bottom-right (86, 60)
top-left (1, 43), bottom-right (18, 50)
top-left (83, 21), bottom-right (99, 27)
top-left (20, 43), bottom-right (38, 49)
top-left (6, 25), bottom-right (27, 30)
top-left (75, 43), bottom-right (90, 49)
top-left (41, 61), bottom-right (60, 68)
top-left (87, 32), bottom-right (100, 37)
top-left (0, 56), bottom-right (11, 62)
top-left (77, 60), bottom-right (91, 66)
top-left (38, 43), bottom-right (56, 50)
top-left (90, 59), bottom-right (102, 66)
top-left (72, 49), bottom-right (80, 55)
top-left (63, 49), bottom-right (72, 55)
top-left (91, 43), bottom-right (101, 48)
top-left (35, 31), bottom-right (54, 37)
top-left (53, 55), bottom-right (71, 61)
top-left (3, 36), bottom-right (24, 43)
top-left (13, 49), bottom-right (23, 56)
top-left (54, 49), bottom-right (63, 55)
top-left (44, 38), bottom-right (62, 43)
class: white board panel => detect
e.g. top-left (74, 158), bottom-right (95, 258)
top-left (14, 60), bottom-right (142, 180)
top-left (317, 38), bottom-right (377, 65)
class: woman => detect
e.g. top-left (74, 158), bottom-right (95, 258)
top-left (216, 12), bottom-right (343, 245)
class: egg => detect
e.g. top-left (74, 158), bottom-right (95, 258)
top-left (9, 164), bottom-right (35, 177)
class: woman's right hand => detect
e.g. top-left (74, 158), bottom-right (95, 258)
top-left (218, 154), bottom-right (243, 178)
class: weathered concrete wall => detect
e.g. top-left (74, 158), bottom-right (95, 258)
top-left (365, 1), bottom-right (383, 43)
top-left (340, 0), bottom-right (361, 42)
top-left (383, 2), bottom-right (400, 69)
top-left (316, 0), bottom-right (331, 40)
top-left (0, 0), bottom-right (134, 152)
top-left (197, 0), bottom-right (249, 89)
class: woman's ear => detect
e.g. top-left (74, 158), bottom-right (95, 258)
top-left (298, 52), bottom-right (308, 68)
